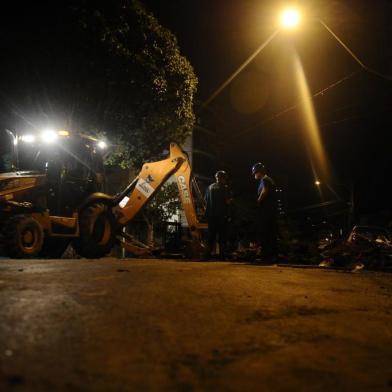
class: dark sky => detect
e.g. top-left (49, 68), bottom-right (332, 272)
top-left (143, 0), bottom-right (392, 216)
top-left (0, 0), bottom-right (391, 217)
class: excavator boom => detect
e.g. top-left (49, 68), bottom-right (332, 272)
top-left (114, 143), bottom-right (207, 255)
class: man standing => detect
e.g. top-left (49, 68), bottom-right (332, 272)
top-left (204, 171), bottom-right (231, 259)
top-left (252, 162), bottom-right (278, 260)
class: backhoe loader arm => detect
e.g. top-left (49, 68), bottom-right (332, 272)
top-left (114, 143), bottom-right (207, 243)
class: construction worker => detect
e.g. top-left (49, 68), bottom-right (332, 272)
top-left (204, 170), bottom-right (231, 259)
top-left (252, 162), bottom-right (278, 260)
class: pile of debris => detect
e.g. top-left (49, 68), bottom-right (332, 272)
top-left (319, 225), bottom-right (392, 271)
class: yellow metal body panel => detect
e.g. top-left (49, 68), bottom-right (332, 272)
top-left (114, 143), bottom-right (206, 244)
top-left (32, 212), bottom-right (79, 237)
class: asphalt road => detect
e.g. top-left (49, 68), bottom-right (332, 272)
top-left (0, 258), bottom-right (392, 391)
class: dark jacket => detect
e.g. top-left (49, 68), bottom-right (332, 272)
top-left (205, 182), bottom-right (231, 218)
top-left (257, 175), bottom-right (277, 212)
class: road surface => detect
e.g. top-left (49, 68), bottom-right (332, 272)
top-left (1, 258), bottom-right (392, 391)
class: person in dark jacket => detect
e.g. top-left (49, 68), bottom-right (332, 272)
top-left (204, 170), bottom-right (231, 259)
top-left (252, 162), bottom-right (278, 260)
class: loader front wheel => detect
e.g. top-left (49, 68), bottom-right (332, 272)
top-left (73, 203), bottom-right (116, 258)
top-left (4, 215), bottom-right (44, 258)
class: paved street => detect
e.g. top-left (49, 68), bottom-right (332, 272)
top-left (0, 258), bottom-right (392, 391)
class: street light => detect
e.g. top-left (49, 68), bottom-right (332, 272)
top-left (280, 8), bottom-right (301, 29)
top-left (202, 7), bottom-right (303, 108)
top-left (203, 4), bottom-right (392, 109)
top-left (315, 180), bottom-right (321, 186)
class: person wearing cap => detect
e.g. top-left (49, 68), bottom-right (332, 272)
top-left (204, 170), bottom-right (232, 259)
top-left (251, 162), bottom-right (278, 260)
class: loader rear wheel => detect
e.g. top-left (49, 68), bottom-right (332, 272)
top-left (73, 203), bottom-right (116, 258)
top-left (4, 215), bottom-right (44, 258)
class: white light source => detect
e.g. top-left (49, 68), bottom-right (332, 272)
top-left (41, 129), bottom-right (58, 144)
top-left (58, 130), bottom-right (70, 137)
top-left (97, 140), bottom-right (107, 149)
top-left (280, 8), bottom-right (301, 29)
top-left (20, 134), bottom-right (36, 143)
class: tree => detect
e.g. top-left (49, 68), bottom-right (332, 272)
top-left (75, 0), bottom-right (198, 167)
top-left (0, 0), bottom-right (198, 167)
top-left (142, 182), bottom-right (182, 245)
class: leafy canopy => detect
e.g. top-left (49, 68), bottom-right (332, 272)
top-left (76, 0), bottom-right (198, 167)
top-left (0, 1), bottom-right (198, 168)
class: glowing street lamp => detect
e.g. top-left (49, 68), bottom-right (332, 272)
top-left (280, 8), bottom-right (301, 29)
top-left (315, 180), bottom-right (321, 186)
top-left (203, 7), bottom-right (302, 107)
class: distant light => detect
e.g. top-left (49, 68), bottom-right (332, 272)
top-left (315, 180), bottom-right (321, 186)
top-left (20, 134), bottom-right (36, 143)
top-left (97, 141), bottom-right (107, 149)
top-left (41, 129), bottom-right (58, 144)
top-left (280, 8), bottom-right (301, 29)
top-left (58, 130), bottom-right (70, 137)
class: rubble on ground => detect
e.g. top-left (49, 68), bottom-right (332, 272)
top-left (319, 225), bottom-right (392, 271)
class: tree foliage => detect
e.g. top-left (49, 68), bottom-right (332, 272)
top-left (143, 182), bottom-right (182, 229)
top-left (0, 1), bottom-right (198, 167)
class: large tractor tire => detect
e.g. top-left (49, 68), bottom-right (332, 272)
top-left (3, 215), bottom-right (44, 258)
top-left (73, 203), bottom-right (116, 258)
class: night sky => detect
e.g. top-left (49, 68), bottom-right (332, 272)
top-left (1, 0), bottom-right (391, 218)
top-left (144, 0), bottom-right (392, 216)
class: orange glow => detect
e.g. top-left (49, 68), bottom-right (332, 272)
top-left (280, 8), bottom-right (301, 29)
top-left (293, 53), bottom-right (330, 182)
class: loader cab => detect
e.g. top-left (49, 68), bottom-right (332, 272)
top-left (17, 131), bottom-right (106, 216)
top-left (0, 128), bottom-right (17, 173)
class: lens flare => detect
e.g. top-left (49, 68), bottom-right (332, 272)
top-left (293, 53), bottom-right (330, 183)
top-left (20, 134), bottom-right (36, 143)
top-left (41, 129), bottom-right (58, 144)
top-left (97, 141), bottom-right (107, 149)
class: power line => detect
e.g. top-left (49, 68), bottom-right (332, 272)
top-left (231, 70), bottom-right (359, 140)
top-left (318, 19), bottom-right (392, 82)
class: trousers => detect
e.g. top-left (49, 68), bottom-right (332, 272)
top-left (206, 216), bottom-right (228, 258)
top-left (257, 208), bottom-right (278, 257)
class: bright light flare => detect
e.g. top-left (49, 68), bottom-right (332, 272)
top-left (315, 180), bottom-right (321, 186)
top-left (20, 134), bottom-right (36, 143)
top-left (41, 129), bottom-right (58, 144)
top-left (97, 141), bottom-right (107, 149)
top-left (280, 8), bottom-right (301, 29)
top-left (293, 53), bottom-right (330, 182)
top-left (58, 130), bottom-right (70, 137)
